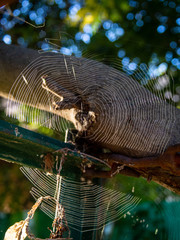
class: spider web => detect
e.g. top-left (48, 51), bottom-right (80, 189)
top-left (5, 40), bottom-right (179, 237)
top-left (7, 45), bottom-right (177, 157)
top-left (20, 166), bottom-right (141, 233)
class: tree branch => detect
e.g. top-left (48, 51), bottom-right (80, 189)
top-left (0, 42), bottom-right (180, 194)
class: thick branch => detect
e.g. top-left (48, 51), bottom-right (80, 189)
top-left (0, 42), bottom-right (39, 98)
top-left (0, 42), bottom-right (180, 194)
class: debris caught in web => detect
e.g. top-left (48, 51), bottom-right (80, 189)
top-left (4, 195), bottom-right (72, 240)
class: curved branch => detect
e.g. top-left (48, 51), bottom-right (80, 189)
top-left (0, 42), bottom-right (180, 194)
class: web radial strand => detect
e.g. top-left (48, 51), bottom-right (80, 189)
top-left (7, 52), bottom-right (176, 157)
top-left (21, 167), bottom-right (141, 232)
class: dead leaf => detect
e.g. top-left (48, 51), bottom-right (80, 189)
top-left (4, 220), bottom-right (28, 240)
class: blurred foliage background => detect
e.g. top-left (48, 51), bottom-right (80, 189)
top-left (0, 0), bottom-right (180, 239)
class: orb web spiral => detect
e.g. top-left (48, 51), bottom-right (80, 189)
top-left (7, 51), bottom-right (176, 157)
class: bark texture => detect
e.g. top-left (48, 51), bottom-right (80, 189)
top-left (0, 42), bottom-right (180, 194)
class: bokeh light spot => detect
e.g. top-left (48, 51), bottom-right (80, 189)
top-left (157, 25), bottom-right (166, 34)
top-left (3, 34), bottom-right (12, 44)
top-left (126, 13), bottom-right (134, 20)
top-left (170, 41), bottom-right (177, 49)
top-left (118, 50), bottom-right (126, 58)
top-left (103, 20), bottom-right (112, 30)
